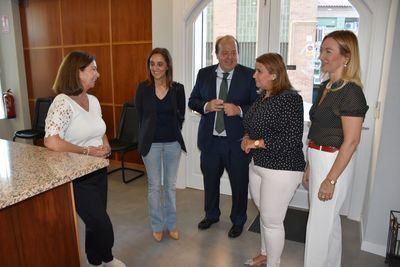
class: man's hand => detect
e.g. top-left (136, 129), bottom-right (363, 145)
top-left (223, 103), bottom-right (240, 116)
top-left (205, 99), bottom-right (224, 112)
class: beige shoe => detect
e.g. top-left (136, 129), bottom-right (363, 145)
top-left (153, 231), bottom-right (163, 242)
top-left (244, 254), bottom-right (267, 266)
top-left (169, 229), bottom-right (179, 240)
top-left (103, 257), bottom-right (126, 267)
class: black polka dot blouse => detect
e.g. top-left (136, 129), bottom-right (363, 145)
top-left (308, 80), bottom-right (369, 148)
top-left (243, 89), bottom-right (306, 171)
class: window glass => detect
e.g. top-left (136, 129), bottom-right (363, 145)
top-left (194, 0), bottom-right (259, 74)
top-left (193, 0), bottom-right (359, 119)
top-left (279, 0), bottom-right (359, 104)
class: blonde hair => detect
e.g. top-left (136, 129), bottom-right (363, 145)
top-left (321, 30), bottom-right (363, 88)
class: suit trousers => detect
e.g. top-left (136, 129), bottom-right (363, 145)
top-left (249, 160), bottom-right (303, 267)
top-left (200, 136), bottom-right (249, 225)
top-left (304, 148), bottom-right (354, 267)
top-left (73, 167), bottom-right (114, 265)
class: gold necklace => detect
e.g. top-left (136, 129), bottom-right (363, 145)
top-left (326, 80), bottom-right (346, 92)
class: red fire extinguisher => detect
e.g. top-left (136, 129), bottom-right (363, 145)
top-left (2, 89), bottom-right (16, 119)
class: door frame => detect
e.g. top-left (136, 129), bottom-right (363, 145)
top-left (178, 0), bottom-right (388, 221)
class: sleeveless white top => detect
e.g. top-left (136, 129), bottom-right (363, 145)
top-left (45, 93), bottom-right (106, 147)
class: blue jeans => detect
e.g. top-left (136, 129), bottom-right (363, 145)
top-left (142, 141), bottom-right (181, 232)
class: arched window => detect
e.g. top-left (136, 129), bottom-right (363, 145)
top-left (188, 0), bottom-right (363, 211)
top-left (193, 0), bottom-right (259, 75)
top-left (192, 0), bottom-right (359, 118)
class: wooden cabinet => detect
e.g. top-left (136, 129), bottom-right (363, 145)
top-left (0, 139), bottom-right (109, 267)
top-left (0, 183), bottom-right (80, 267)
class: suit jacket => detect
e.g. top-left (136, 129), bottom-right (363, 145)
top-left (188, 64), bottom-right (257, 151)
top-left (135, 81), bottom-right (186, 156)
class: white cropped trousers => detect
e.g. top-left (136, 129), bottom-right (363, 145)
top-left (249, 160), bottom-right (303, 267)
top-left (304, 148), bottom-right (354, 267)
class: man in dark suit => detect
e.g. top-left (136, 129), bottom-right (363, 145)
top-left (188, 35), bottom-right (257, 238)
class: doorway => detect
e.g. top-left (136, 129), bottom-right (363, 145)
top-left (185, 0), bottom-right (374, 217)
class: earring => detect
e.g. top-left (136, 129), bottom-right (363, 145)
top-left (344, 61), bottom-right (348, 67)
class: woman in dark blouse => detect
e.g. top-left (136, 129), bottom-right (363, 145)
top-left (241, 53), bottom-right (305, 267)
top-left (135, 48), bottom-right (186, 242)
top-left (303, 31), bottom-right (368, 267)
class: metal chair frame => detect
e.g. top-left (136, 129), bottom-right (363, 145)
top-left (107, 102), bottom-right (144, 183)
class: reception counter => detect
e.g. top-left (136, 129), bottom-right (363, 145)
top-left (0, 139), bottom-right (109, 267)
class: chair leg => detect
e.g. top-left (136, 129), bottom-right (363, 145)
top-left (107, 151), bottom-right (144, 183)
top-left (121, 152), bottom-right (144, 183)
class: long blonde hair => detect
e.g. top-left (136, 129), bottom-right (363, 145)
top-left (321, 30), bottom-right (363, 88)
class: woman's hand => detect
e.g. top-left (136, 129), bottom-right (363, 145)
top-left (240, 136), bottom-right (249, 152)
top-left (240, 137), bottom-right (265, 154)
top-left (88, 145), bottom-right (111, 158)
top-left (240, 138), bottom-right (253, 154)
top-left (303, 162), bottom-right (310, 189)
top-left (318, 179), bottom-right (335, 201)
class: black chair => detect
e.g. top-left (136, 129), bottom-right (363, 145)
top-left (108, 102), bottom-right (144, 183)
top-left (13, 97), bottom-right (53, 143)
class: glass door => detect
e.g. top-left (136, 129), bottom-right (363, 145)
top-left (188, 0), bottom-right (261, 194)
top-left (277, 0), bottom-right (360, 210)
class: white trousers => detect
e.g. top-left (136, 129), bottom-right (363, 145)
top-left (304, 148), bottom-right (354, 267)
top-left (249, 161), bottom-right (303, 267)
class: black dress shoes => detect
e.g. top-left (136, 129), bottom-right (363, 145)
top-left (228, 224), bottom-right (243, 238)
top-left (198, 218), bottom-right (219, 230)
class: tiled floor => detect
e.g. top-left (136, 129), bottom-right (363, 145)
top-left (78, 170), bottom-right (387, 267)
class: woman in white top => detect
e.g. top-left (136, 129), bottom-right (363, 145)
top-left (44, 51), bottom-right (125, 267)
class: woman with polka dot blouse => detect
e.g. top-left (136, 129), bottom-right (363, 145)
top-left (241, 53), bottom-right (305, 267)
top-left (303, 31), bottom-right (368, 267)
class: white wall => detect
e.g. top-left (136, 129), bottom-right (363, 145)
top-left (152, 0), bottom-right (173, 53)
top-left (361, 0), bottom-right (400, 256)
top-left (152, 0), bottom-right (199, 188)
top-left (0, 0), bottom-right (30, 140)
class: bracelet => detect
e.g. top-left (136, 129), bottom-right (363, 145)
top-left (83, 146), bottom-right (89, 155)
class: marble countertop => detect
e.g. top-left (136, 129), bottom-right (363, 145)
top-left (0, 139), bottom-right (109, 210)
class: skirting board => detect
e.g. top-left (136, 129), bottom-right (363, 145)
top-left (361, 241), bottom-right (386, 257)
top-left (360, 219), bottom-right (387, 257)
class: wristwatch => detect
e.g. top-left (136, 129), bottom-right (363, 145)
top-left (327, 178), bottom-right (336, 185)
top-left (254, 140), bottom-right (260, 148)
top-left (82, 146), bottom-right (89, 155)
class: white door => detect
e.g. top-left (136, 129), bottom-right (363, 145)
top-left (186, 0), bottom-right (264, 195)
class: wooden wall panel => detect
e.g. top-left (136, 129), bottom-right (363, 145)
top-left (19, 0), bottom-right (61, 47)
top-left (20, 0), bottom-right (151, 166)
top-left (113, 43), bottom-right (152, 104)
top-left (61, 0), bottom-right (109, 45)
top-left (111, 0), bottom-right (152, 42)
top-left (101, 105), bottom-right (114, 139)
top-left (64, 46), bottom-right (112, 103)
top-left (24, 49), bottom-right (62, 98)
